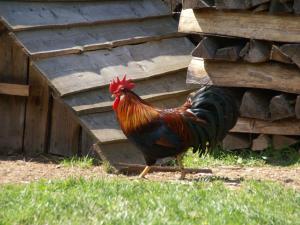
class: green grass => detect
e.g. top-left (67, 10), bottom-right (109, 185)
top-left (183, 146), bottom-right (300, 168)
top-left (0, 178), bottom-right (299, 225)
top-left (60, 156), bottom-right (96, 169)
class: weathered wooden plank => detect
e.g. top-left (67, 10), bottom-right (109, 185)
top-left (187, 58), bottom-right (300, 94)
top-left (49, 98), bottom-right (81, 156)
top-left (13, 17), bottom-right (181, 58)
top-left (24, 66), bottom-right (51, 156)
top-left (239, 90), bottom-right (274, 120)
top-left (0, 0), bottom-right (170, 31)
top-left (231, 117), bottom-right (300, 135)
top-left (179, 9), bottom-right (300, 42)
top-left (63, 70), bottom-right (192, 115)
top-left (80, 94), bottom-right (189, 144)
top-left (295, 95), bottom-right (300, 119)
top-left (94, 141), bottom-right (146, 168)
top-left (80, 129), bottom-right (97, 157)
top-left (269, 94), bottom-right (296, 120)
top-left (0, 33), bottom-right (28, 155)
top-left (34, 37), bottom-right (194, 96)
top-left (222, 133), bottom-right (251, 150)
top-left (0, 83), bottom-right (29, 96)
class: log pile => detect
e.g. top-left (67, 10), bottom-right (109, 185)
top-left (180, 0), bottom-right (300, 150)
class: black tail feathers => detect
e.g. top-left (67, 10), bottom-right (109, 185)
top-left (189, 86), bottom-right (239, 155)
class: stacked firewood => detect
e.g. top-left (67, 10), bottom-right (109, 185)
top-left (179, 0), bottom-right (300, 151)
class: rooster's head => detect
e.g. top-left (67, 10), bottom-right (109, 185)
top-left (109, 75), bottom-right (135, 110)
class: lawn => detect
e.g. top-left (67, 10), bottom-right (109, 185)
top-left (0, 178), bottom-right (299, 225)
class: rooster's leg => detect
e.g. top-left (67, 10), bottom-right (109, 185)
top-left (177, 154), bottom-right (186, 180)
top-left (138, 166), bottom-right (151, 179)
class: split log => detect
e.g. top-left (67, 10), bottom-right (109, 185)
top-left (296, 95), bottom-right (300, 119)
top-left (117, 163), bottom-right (213, 174)
top-left (280, 44), bottom-right (300, 68)
top-left (269, 94), bottom-right (296, 120)
top-left (253, 2), bottom-right (270, 12)
top-left (241, 40), bottom-right (272, 63)
top-left (239, 90), bottom-right (274, 120)
top-left (222, 133), bottom-right (251, 150)
top-left (214, 46), bottom-right (242, 61)
top-left (187, 58), bottom-right (300, 94)
top-left (270, 45), bottom-right (293, 64)
top-left (192, 36), bottom-right (245, 61)
top-left (272, 135), bottom-right (299, 149)
top-left (269, 0), bottom-right (293, 13)
top-left (182, 0), bottom-right (214, 9)
top-left (252, 134), bottom-right (271, 151)
top-left (192, 37), bottom-right (219, 58)
top-left (231, 117), bottom-right (300, 136)
top-left (215, 0), bottom-right (253, 9)
top-left (294, 0), bottom-right (300, 14)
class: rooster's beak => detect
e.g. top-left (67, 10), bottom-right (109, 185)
top-left (111, 94), bottom-right (115, 98)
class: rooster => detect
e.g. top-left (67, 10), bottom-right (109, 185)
top-left (110, 75), bottom-right (239, 179)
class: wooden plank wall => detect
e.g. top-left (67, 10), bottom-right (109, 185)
top-left (0, 32), bottom-right (28, 155)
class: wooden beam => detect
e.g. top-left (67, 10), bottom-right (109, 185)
top-left (231, 117), bottom-right (300, 135)
top-left (187, 58), bottom-right (300, 94)
top-left (179, 9), bottom-right (300, 42)
top-left (0, 83), bottom-right (29, 96)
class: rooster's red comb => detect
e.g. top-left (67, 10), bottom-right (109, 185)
top-left (109, 75), bottom-right (135, 94)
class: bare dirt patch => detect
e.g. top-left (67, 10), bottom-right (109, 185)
top-left (1, 155), bottom-right (299, 190)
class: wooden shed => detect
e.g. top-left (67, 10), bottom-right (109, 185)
top-left (0, 0), bottom-right (195, 169)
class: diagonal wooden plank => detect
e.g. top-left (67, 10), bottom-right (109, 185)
top-left (0, 0), bottom-right (170, 31)
top-left (63, 70), bottom-right (193, 115)
top-left (79, 93), bottom-right (189, 144)
top-left (33, 37), bottom-right (194, 96)
top-left (179, 9), bottom-right (300, 43)
top-left (12, 17), bottom-right (182, 59)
